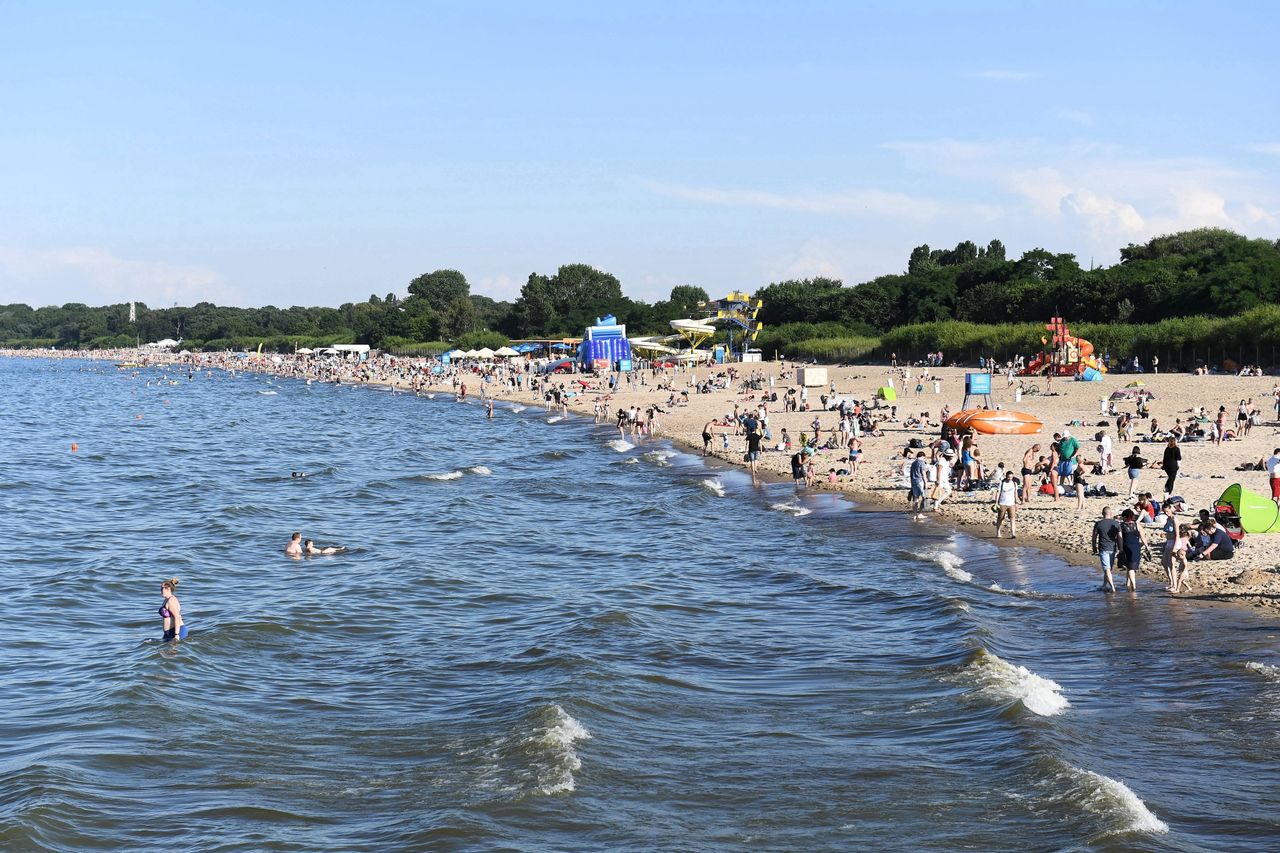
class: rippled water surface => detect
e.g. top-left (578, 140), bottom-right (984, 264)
top-left (3, 358), bottom-right (1280, 851)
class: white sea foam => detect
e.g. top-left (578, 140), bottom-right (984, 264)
top-left (1246, 661), bottom-right (1280, 681)
top-left (424, 470), bottom-right (464, 481)
top-left (961, 651), bottom-right (1069, 716)
top-left (467, 465), bottom-right (492, 476)
top-left (620, 458), bottom-right (639, 465)
top-left (529, 704), bottom-right (592, 795)
top-left (770, 502), bottom-right (812, 517)
top-left (1070, 765), bottom-right (1168, 835)
top-left (257, 390), bottom-right (277, 395)
top-left (607, 439), bottom-right (635, 452)
top-left (643, 449), bottom-right (678, 466)
top-left (928, 550), bottom-right (972, 583)
top-left (700, 478), bottom-right (726, 496)
top-left (511, 405), bottom-right (526, 412)
top-left (546, 415), bottom-right (564, 423)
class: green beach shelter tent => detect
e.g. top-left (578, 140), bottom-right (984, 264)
top-left (877, 386), bottom-right (897, 402)
top-left (1218, 483), bottom-right (1280, 533)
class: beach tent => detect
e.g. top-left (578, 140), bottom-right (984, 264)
top-left (877, 386), bottom-right (897, 402)
top-left (1126, 380), bottom-right (1146, 388)
top-left (1217, 484), bottom-right (1280, 533)
top-left (1081, 367), bottom-right (1104, 381)
top-left (494, 346), bottom-right (519, 357)
top-left (296, 347), bottom-right (314, 354)
top-left (475, 347), bottom-right (496, 359)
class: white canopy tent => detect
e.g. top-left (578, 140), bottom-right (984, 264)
top-left (464, 349), bottom-right (479, 358)
top-left (475, 347), bottom-right (496, 359)
top-left (494, 346), bottom-right (519, 357)
top-left (445, 349), bottom-right (466, 359)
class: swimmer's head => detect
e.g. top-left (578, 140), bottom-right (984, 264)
top-left (304, 539), bottom-right (313, 547)
top-left (291, 532), bottom-right (302, 542)
top-left (161, 577), bottom-right (179, 594)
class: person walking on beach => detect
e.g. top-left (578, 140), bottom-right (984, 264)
top-left (1160, 436), bottom-right (1181, 497)
top-left (1123, 446), bottom-right (1148, 499)
top-left (908, 451), bottom-right (928, 520)
top-left (159, 577), bottom-right (187, 642)
top-left (994, 470), bottom-right (1019, 538)
top-left (1118, 509), bottom-right (1146, 591)
top-left (931, 448), bottom-right (953, 511)
top-left (1091, 507), bottom-right (1121, 592)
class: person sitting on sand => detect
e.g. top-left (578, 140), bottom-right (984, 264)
top-left (1192, 519), bottom-right (1235, 561)
top-left (285, 532), bottom-right (303, 557)
top-left (304, 538), bottom-right (345, 556)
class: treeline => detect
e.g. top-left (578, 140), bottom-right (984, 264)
top-left (756, 228), bottom-right (1280, 332)
top-left (0, 264), bottom-right (712, 352)
top-left (3, 228), bottom-right (1279, 361)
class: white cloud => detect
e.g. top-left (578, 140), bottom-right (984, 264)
top-left (970, 70), bottom-right (1038, 81)
top-left (882, 137), bottom-right (1280, 261)
top-left (474, 273), bottom-right (522, 301)
top-left (1054, 109), bottom-right (1093, 126)
top-left (769, 239), bottom-right (843, 282)
top-left (646, 181), bottom-right (942, 221)
top-left (0, 246), bottom-right (241, 307)
top-left (1246, 143), bottom-right (1280, 156)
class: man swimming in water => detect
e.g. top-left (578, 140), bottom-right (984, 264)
top-left (285, 531), bottom-right (303, 557)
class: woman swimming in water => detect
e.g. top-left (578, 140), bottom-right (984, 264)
top-left (159, 577), bottom-right (187, 642)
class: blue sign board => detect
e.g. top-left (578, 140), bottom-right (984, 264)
top-left (965, 372), bottom-right (991, 395)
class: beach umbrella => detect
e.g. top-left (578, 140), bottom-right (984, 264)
top-left (464, 349), bottom-right (479, 358)
top-left (296, 347), bottom-right (314, 354)
top-left (445, 349), bottom-right (465, 358)
top-left (475, 347), bottom-right (496, 359)
top-left (512, 342), bottom-right (542, 354)
top-left (494, 346), bottom-right (519, 357)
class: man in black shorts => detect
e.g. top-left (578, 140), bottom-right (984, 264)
top-left (746, 428), bottom-right (762, 476)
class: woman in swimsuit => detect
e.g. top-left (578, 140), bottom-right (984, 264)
top-left (159, 577), bottom-right (187, 642)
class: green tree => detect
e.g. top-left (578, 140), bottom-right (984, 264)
top-left (408, 269), bottom-right (470, 309)
top-left (441, 295), bottom-right (478, 339)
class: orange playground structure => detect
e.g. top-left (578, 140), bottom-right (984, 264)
top-left (1020, 315), bottom-right (1106, 378)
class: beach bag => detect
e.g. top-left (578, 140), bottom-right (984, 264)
top-left (1038, 483), bottom-right (1055, 495)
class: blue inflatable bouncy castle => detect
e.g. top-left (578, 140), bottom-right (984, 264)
top-left (579, 315), bottom-right (632, 372)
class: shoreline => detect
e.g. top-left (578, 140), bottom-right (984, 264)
top-left (9, 349), bottom-right (1280, 612)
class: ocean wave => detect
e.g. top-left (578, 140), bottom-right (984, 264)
top-left (770, 502), bottom-right (812, 517)
top-left (606, 439), bottom-right (635, 452)
top-left (927, 550), bottom-right (972, 583)
top-left (956, 649), bottom-right (1069, 716)
top-left (1066, 765), bottom-right (1168, 835)
top-left (423, 470), bottom-right (464, 481)
top-left (643, 449), bottom-right (678, 466)
top-left (546, 415), bottom-right (564, 423)
top-left (511, 405), bottom-right (526, 413)
top-left (700, 478), bottom-right (726, 497)
top-left (1245, 661), bottom-right (1280, 681)
top-left (467, 466), bottom-right (492, 476)
top-left (529, 704), bottom-right (591, 795)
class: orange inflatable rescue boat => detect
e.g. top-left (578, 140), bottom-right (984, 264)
top-left (944, 409), bottom-right (1043, 435)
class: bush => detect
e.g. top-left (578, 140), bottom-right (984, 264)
top-left (785, 336), bottom-right (881, 363)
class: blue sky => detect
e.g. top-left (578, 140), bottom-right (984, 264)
top-left (1, 1), bottom-right (1277, 308)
